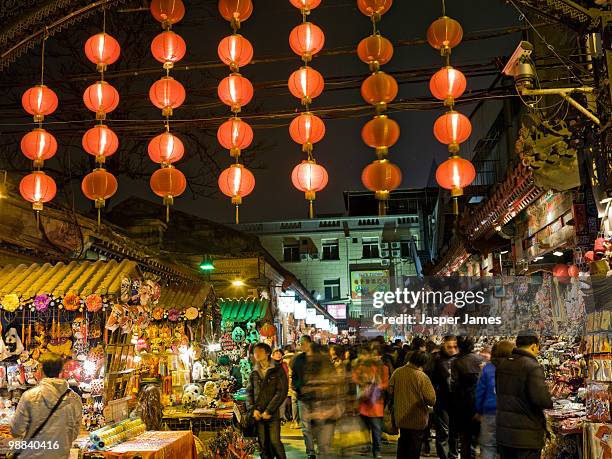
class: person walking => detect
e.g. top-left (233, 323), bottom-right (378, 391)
top-left (11, 352), bottom-right (83, 459)
top-left (431, 335), bottom-right (460, 459)
top-left (282, 345), bottom-right (300, 429)
top-left (475, 340), bottom-right (515, 459)
top-left (496, 335), bottom-right (553, 459)
top-left (352, 344), bottom-right (389, 459)
top-left (272, 348), bottom-right (290, 423)
top-left (389, 351), bottom-right (436, 459)
top-left (248, 343), bottom-right (288, 459)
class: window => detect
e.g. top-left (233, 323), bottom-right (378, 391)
top-left (322, 239), bottom-right (339, 260)
top-left (400, 240), bottom-right (411, 258)
top-left (283, 243), bottom-right (300, 262)
top-left (324, 279), bottom-right (341, 301)
top-left (362, 237), bottom-right (379, 259)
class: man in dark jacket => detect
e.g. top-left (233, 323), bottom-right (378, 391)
top-left (431, 335), bottom-right (460, 459)
top-left (496, 335), bottom-right (553, 459)
top-left (248, 343), bottom-right (288, 459)
top-left (451, 336), bottom-right (484, 459)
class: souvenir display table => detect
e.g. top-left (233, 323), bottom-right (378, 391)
top-left (99, 431), bottom-right (196, 459)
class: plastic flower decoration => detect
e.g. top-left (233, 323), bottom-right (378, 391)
top-left (168, 308), bottom-right (180, 322)
top-left (63, 292), bottom-right (81, 311)
top-left (152, 307), bottom-right (164, 321)
top-left (85, 294), bottom-right (103, 313)
top-left (2, 294), bottom-right (20, 312)
top-left (33, 294), bottom-right (51, 312)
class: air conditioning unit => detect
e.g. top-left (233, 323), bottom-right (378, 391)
top-left (380, 242), bottom-right (389, 249)
top-left (300, 253), bottom-right (309, 261)
top-left (380, 250), bottom-right (390, 258)
top-left (391, 242), bottom-right (401, 249)
top-left (381, 259), bottom-right (390, 266)
top-left (392, 250), bottom-right (401, 258)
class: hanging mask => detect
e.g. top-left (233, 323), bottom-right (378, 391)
top-left (231, 326), bottom-right (245, 343)
top-left (246, 329), bottom-right (260, 344)
top-left (246, 321), bottom-right (256, 331)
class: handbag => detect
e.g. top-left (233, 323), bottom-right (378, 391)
top-left (10, 389), bottom-right (71, 459)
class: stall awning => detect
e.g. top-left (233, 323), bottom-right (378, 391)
top-left (0, 259), bottom-right (140, 298)
top-left (219, 298), bottom-right (269, 322)
top-left (157, 283), bottom-right (213, 310)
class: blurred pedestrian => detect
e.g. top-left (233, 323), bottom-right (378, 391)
top-left (272, 348), bottom-right (289, 423)
top-left (282, 345), bottom-right (300, 429)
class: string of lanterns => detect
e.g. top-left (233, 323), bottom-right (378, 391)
top-left (19, 33), bottom-right (58, 215)
top-left (357, 0), bottom-right (401, 216)
top-left (428, 2), bottom-right (476, 214)
top-left (148, 0), bottom-right (188, 223)
top-left (217, 0), bottom-right (256, 225)
top-left (288, 0), bottom-right (329, 219)
top-left (81, 10), bottom-right (121, 228)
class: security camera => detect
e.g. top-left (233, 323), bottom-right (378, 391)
top-left (503, 41), bottom-right (535, 89)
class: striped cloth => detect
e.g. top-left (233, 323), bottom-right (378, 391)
top-left (388, 364), bottom-right (436, 430)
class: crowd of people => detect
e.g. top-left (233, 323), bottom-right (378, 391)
top-left (247, 334), bottom-right (553, 459)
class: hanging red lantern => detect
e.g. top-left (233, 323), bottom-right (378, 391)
top-left (150, 0), bottom-right (185, 27)
top-left (20, 129), bottom-right (58, 167)
top-left (357, 34), bottom-right (393, 72)
top-left (361, 115), bottom-right (400, 157)
top-left (289, 22), bottom-right (325, 62)
top-left (83, 81), bottom-right (120, 120)
top-left (552, 263), bottom-right (570, 281)
top-left (217, 34), bottom-right (253, 72)
top-left (288, 66), bottom-right (324, 105)
top-left (427, 16), bottom-right (463, 55)
top-left (19, 171), bottom-right (56, 211)
top-left (361, 159), bottom-right (402, 201)
top-left (435, 155), bottom-right (476, 197)
top-left (259, 322), bottom-right (277, 337)
top-left (149, 76), bottom-right (186, 117)
top-left (22, 85), bottom-right (58, 122)
top-left (357, 0), bottom-right (393, 19)
top-left (289, 112), bottom-right (325, 151)
top-left (84, 32), bottom-right (121, 72)
top-left (430, 66), bottom-right (466, 105)
top-left (217, 117), bottom-right (253, 157)
top-left (218, 73), bottom-right (254, 113)
top-left (289, 0), bottom-right (321, 12)
top-left (218, 163), bottom-right (255, 223)
top-left (151, 31), bottom-right (186, 68)
top-left (361, 71), bottom-right (398, 112)
top-left (150, 166), bottom-right (187, 221)
top-left (82, 124), bottom-right (119, 163)
top-left (567, 264), bottom-right (580, 277)
top-left (148, 131), bottom-right (185, 164)
top-left (218, 0), bottom-right (253, 28)
top-left (292, 159), bottom-right (328, 218)
top-left (81, 168), bottom-right (118, 209)
top-left (433, 110), bottom-right (472, 152)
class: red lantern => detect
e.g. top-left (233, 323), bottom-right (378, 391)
top-left (19, 171), bottom-right (57, 211)
top-left (427, 16), bottom-right (463, 55)
top-left (217, 117), bottom-right (253, 157)
top-left (289, 0), bottom-right (321, 12)
top-left (218, 73), bottom-right (254, 113)
top-left (20, 129), bottom-right (58, 167)
top-left (289, 22), bottom-right (325, 62)
top-left (433, 110), bottom-right (472, 152)
top-left (82, 125), bottom-right (119, 163)
top-left (567, 264), bottom-right (580, 277)
top-left (22, 85), bottom-right (58, 122)
top-left (292, 160), bottom-right (328, 218)
top-left (151, 31), bottom-right (186, 68)
top-left (148, 131), bottom-right (185, 164)
top-left (289, 112), bottom-right (325, 151)
top-left (357, 34), bottom-right (393, 71)
top-left (84, 32), bottom-right (121, 72)
top-left (435, 155), bottom-right (476, 197)
top-left (288, 66), bottom-right (324, 105)
top-left (81, 168), bottom-right (118, 208)
top-left (259, 322), bottom-right (277, 338)
top-left (585, 251), bottom-right (595, 263)
top-left (149, 76), bottom-right (186, 117)
top-left (361, 115), bottom-right (400, 157)
top-left (361, 159), bottom-right (402, 202)
top-left (83, 81), bottom-right (120, 120)
top-left (150, 166), bottom-right (187, 221)
top-left (218, 0), bottom-right (253, 28)
top-left (430, 66), bottom-right (466, 105)
top-left (217, 34), bottom-right (253, 71)
top-left (150, 0), bottom-right (185, 26)
top-left (218, 163), bottom-right (255, 223)
top-left (357, 0), bottom-right (393, 18)
top-left (361, 71), bottom-right (398, 111)
top-left (552, 263), bottom-right (570, 282)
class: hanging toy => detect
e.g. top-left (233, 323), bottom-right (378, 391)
top-left (231, 326), bottom-right (246, 343)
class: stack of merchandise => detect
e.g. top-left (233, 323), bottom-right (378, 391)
top-left (87, 417), bottom-right (146, 451)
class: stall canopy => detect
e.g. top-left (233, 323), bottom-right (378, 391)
top-left (0, 259), bottom-right (140, 298)
top-left (157, 283), bottom-right (213, 310)
top-left (219, 298), bottom-right (269, 322)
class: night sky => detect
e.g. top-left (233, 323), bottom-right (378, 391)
top-left (0, 1), bottom-right (521, 224)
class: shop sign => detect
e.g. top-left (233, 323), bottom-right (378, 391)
top-left (326, 303), bottom-right (347, 319)
top-left (210, 257), bottom-right (260, 282)
top-left (277, 295), bottom-right (296, 314)
top-left (350, 270), bottom-right (390, 301)
top-left (305, 307), bottom-right (316, 324)
top-left (294, 301), bottom-right (307, 319)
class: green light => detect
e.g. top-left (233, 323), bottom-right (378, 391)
top-left (199, 256), bottom-right (215, 271)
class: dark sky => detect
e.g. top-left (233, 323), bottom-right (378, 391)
top-left (0, 0), bottom-right (521, 224)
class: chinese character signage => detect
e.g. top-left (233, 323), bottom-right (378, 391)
top-left (351, 270), bottom-right (390, 301)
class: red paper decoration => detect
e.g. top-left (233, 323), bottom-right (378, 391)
top-left (357, 34), bottom-right (393, 71)
top-left (218, 0), bottom-right (253, 27)
top-left (22, 85), bottom-right (58, 122)
top-left (150, 166), bottom-right (187, 220)
top-left (361, 71), bottom-right (398, 111)
top-left (289, 22), bottom-right (325, 62)
top-left (292, 160), bottom-right (328, 195)
top-left (357, 0), bottom-right (393, 18)
top-left (433, 110), bottom-right (472, 152)
top-left (217, 117), bottom-right (253, 157)
top-left (259, 322), bottom-right (277, 337)
top-left (84, 32), bottom-right (121, 71)
top-left (149, 76), bottom-right (186, 117)
top-left (151, 31), bottom-right (186, 67)
top-left (289, 0), bottom-right (321, 12)
top-left (567, 265), bottom-right (580, 277)
top-left (289, 112), bottom-right (325, 150)
top-left (83, 81), bottom-right (120, 119)
top-left (148, 131), bottom-right (185, 164)
top-left (427, 16), bottom-right (463, 55)
top-left (218, 163), bottom-right (255, 201)
top-left (82, 125), bottom-right (119, 163)
top-left (435, 155), bottom-right (476, 197)
top-left (81, 168), bottom-right (118, 208)
top-left (19, 171), bottom-right (57, 211)
top-left (217, 34), bottom-right (253, 71)
top-left (21, 129), bottom-right (58, 167)
top-left (218, 73), bottom-right (254, 113)
top-left (361, 159), bottom-right (402, 201)
top-left (361, 115), bottom-right (400, 157)
top-left (430, 66), bottom-right (466, 105)
top-left (150, 0), bottom-right (185, 26)
top-left (552, 263), bottom-right (570, 279)
top-left (288, 66), bottom-right (324, 105)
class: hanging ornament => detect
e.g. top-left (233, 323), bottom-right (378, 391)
top-left (81, 168), bottom-right (118, 211)
top-left (84, 32), bottom-right (121, 72)
top-left (291, 160), bottom-right (328, 218)
top-left (357, 34), bottom-right (394, 72)
top-left (289, 112), bottom-right (325, 152)
top-left (151, 31), bottom-right (186, 68)
top-left (435, 155), bottom-right (475, 214)
top-left (150, 0), bottom-right (185, 27)
top-left (289, 22), bottom-right (325, 62)
top-left (430, 66), bottom-right (466, 106)
top-left (357, 0), bottom-right (393, 20)
top-left (217, 73), bottom-right (254, 113)
top-left (82, 124), bottom-right (119, 163)
top-left (19, 171), bottom-right (57, 211)
top-left (427, 16), bottom-right (463, 56)
top-left (288, 66), bottom-right (324, 105)
top-left (148, 131), bottom-right (185, 164)
top-left (361, 71), bottom-right (398, 112)
top-left (289, 0), bottom-right (321, 12)
top-left (217, 34), bottom-right (253, 72)
top-left (361, 115), bottom-right (400, 158)
top-left (150, 166), bottom-right (187, 222)
top-left (218, 163), bottom-right (255, 224)
top-left (83, 81), bottom-right (120, 120)
top-left (361, 159), bottom-right (402, 214)
top-left (218, 0), bottom-right (253, 29)
top-left (217, 117), bottom-right (253, 157)
top-left (433, 110), bottom-right (472, 152)
top-left (20, 129), bottom-right (58, 167)
top-left (149, 76), bottom-right (186, 117)
top-left (22, 85), bottom-right (58, 122)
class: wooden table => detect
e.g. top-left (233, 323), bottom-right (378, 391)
top-left (102, 430), bottom-right (196, 459)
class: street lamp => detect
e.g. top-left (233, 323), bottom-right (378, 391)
top-left (199, 255), bottom-right (215, 271)
top-left (232, 280), bottom-right (245, 287)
